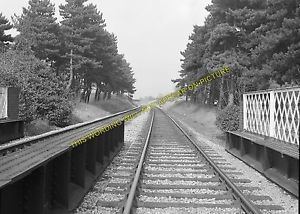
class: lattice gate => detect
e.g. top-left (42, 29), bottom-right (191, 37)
top-left (243, 87), bottom-right (300, 146)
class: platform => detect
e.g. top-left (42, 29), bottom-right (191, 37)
top-left (226, 130), bottom-right (299, 197)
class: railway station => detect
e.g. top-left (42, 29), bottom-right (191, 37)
top-left (0, 84), bottom-right (299, 214)
top-left (0, 0), bottom-right (299, 214)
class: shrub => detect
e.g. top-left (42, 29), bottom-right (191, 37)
top-left (25, 119), bottom-right (58, 136)
top-left (216, 104), bottom-right (240, 131)
top-left (0, 50), bottom-right (73, 127)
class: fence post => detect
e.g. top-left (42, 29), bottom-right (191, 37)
top-left (243, 94), bottom-right (247, 131)
top-left (269, 91), bottom-right (275, 138)
top-left (0, 87), bottom-right (8, 119)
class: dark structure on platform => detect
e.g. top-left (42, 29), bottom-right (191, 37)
top-left (226, 87), bottom-right (299, 197)
top-left (0, 87), bottom-right (24, 144)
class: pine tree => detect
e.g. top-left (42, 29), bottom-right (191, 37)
top-left (176, 0), bottom-right (268, 107)
top-left (59, 0), bottom-right (105, 91)
top-left (252, 0), bottom-right (300, 86)
top-left (0, 13), bottom-right (13, 51)
top-left (90, 30), bottom-right (118, 99)
top-left (14, 0), bottom-right (61, 67)
top-left (173, 25), bottom-right (210, 103)
top-left (60, 0), bottom-right (136, 99)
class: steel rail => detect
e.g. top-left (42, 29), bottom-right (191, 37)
top-left (161, 109), bottom-right (262, 214)
top-left (122, 110), bottom-right (155, 214)
top-left (0, 106), bottom-right (141, 153)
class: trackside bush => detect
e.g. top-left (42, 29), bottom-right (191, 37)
top-left (0, 50), bottom-right (73, 127)
top-left (216, 104), bottom-right (240, 131)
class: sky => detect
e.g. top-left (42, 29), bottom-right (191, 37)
top-left (1, 0), bottom-right (211, 99)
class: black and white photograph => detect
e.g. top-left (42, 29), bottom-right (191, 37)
top-left (0, 0), bottom-right (299, 213)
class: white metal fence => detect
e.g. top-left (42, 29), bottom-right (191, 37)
top-left (0, 87), bottom-right (8, 119)
top-left (243, 87), bottom-right (300, 146)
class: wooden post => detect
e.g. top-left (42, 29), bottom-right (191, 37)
top-left (240, 138), bottom-right (246, 157)
top-left (53, 151), bottom-right (71, 209)
top-left (71, 144), bottom-right (86, 188)
top-left (96, 135), bottom-right (104, 164)
top-left (0, 87), bottom-right (7, 119)
top-left (243, 94), bottom-right (247, 131)
top-left (269, 91), bottom-right (275, 138)
top-left (86, 139), bottom-right (97, 174)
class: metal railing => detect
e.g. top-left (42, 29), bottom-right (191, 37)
top-left (243, 87), bottom-right (300, 146)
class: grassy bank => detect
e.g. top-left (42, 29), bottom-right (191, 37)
top-left (164, 100), bottom-right (226, 147)
top-left (25, 94), bottom-right (136, 136)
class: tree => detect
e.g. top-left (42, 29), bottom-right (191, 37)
top-left (0, 50), bottom-right (73, 126)
top-left (110, 54), bottom-right (136, 95)
top-left (251, 0), bottom-right (300, 87)
top-left (59, 0), bottom-right (105, 91)
top-left (175, 0), bottom-right (278, 108)
top-left (88, 30), bottom-right (118, 101)
top-left (14, 0), bottom-right (62, 68)
top-left (173, 25), bottom-right (211, 103)
top-left (205, 0), bottom-right (267, 106)
top-left (0, 13), bottom-right (13, 51)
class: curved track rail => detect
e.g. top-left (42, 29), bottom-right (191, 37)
top-left (122, 108), bottom-right (262, 214)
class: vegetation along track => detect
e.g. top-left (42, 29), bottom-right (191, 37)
top-left (86, 109), bottom-right (284, 214)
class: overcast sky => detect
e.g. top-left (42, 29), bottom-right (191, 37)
top-left (2, 0), bottom-right (211, 99)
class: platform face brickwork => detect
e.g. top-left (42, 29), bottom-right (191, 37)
top-left (243, 87), bottom-right (300, 146)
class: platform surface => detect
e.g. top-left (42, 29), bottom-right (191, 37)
top-left (0, 115), bottom-right (123, 188)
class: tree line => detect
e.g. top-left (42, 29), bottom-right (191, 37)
top-left (174, 0), bottom-right (299, 109)
top-left (0, 0), bottom-right (135, 126)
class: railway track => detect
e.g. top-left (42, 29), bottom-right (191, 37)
top-left (91, 109), bottom-right (284, 214)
